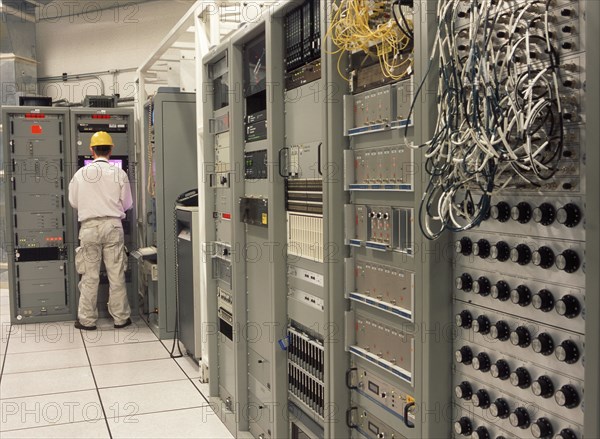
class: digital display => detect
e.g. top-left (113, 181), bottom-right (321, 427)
top-left (368, 381), bottom-right (380, 395)
top-left (84, 159), bottom-right (123, 169)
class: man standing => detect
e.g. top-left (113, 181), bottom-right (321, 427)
top-left (69, 131), bottom-right (133, 330)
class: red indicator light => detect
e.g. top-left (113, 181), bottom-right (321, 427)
top-left (92, 114), bottom-right (111, 119)
top-left (25, 113), bottom-right (45, 119)
top-left (222, 213), bottom-right (231, 220)
top-left (31, 125), bottom-right (43, 135)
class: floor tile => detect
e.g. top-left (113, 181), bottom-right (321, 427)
top-left (0, 390), bottom-right (103, 431)
top-left (99, 379), bottom-right (208, 418)
top-left (0, 367), bottom-right (95, 399)
top-left (86, 340), bottom-right (169, 365)
top-left (3, 348), bottom-right (89, 374)
top-left (107, 407), bottom-right (233, 439)
top-left (175, 355), bottom-right (202, 379)
top-left (6, 323), bottom-right (83, 354)
top-left (93, 358), bottom-right (187, 388)
top-left (82, 325), bottom-right (158, 347)
top-left (0, 420), bottom-right (110, 438)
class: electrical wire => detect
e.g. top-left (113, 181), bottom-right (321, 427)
top-left (410, 0), bottom-right (567, 239)
top-left (325, 0), bottom-right (414, 81)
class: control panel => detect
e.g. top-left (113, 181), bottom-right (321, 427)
top-left (422, 2), bottom-right (590, 438)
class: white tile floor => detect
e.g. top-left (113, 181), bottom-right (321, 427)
top-left (0, 289), bottom-right (232, 439)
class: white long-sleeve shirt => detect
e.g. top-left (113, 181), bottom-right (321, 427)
top-left (69, 158), bottom-right (133, 222)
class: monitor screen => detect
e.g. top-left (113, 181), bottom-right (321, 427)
top-left (83, 159), bottom-right (123, 169)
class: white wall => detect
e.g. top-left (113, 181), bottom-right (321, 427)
top-left (35, 0), bottom-right (192, 103)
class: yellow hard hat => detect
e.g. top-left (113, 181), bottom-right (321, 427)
top-left (90, 131), bottom-right (114, 148)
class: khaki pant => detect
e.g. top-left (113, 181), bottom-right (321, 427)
top-left (75, 217), bottom-right (131, 326)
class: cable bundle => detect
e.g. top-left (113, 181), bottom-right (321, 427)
top-left (413, 0), bottom-right (566, 239)
top-left (326, 0), bottom-right (413, 80)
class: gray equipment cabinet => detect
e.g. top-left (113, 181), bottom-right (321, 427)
top-left (175, 206), bottom-right (202, 360)
top-left (69, 107), bottom-right (137, 318)
top-left (142, 90), bottom-right (197, 339)
top-left (2, 106), bottom-right (77, 323)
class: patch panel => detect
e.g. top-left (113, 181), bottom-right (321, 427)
top-left (454, 268), bottom-right (584, 335)
top-left (350, 312), bottom-right (414, 385)
top-left (343, 80), bottom-right (413, 137)
top-left (454, 233), bottom-right (585, 288)
top-left (346, 257), bottom-right (415, 321)
top-left (454, 305), bottom-right (584, 380)
top-left (453, 403), bottom-right (583, 439)
top-left (346, 205), bottom-right (413, 254)
top-left (344, 144), bottom-right (414, 191)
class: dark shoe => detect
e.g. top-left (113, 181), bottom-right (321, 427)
top-left (114, 318), bottom-right (132, 329)
top-left (75, 320), bottom-right (97, 331)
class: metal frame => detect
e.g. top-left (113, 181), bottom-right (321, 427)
top-left (584, 1), bottom-right (600, 436)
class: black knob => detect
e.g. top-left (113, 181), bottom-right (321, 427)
top-left (510, 326), bottom-right (531, 348)
top-left (555, 340), bottom-right (579, 364)
top-left (454, 417), bottom-right (473, 436)
top-left (490, 321), bottom-right (510, 341)
top-left (456, 237), bottom-right (473, 255)
top-left (532, 246), bottom-right (555, 269)
top-left (532, 289), bottom-right (554, 312)
top-left (532, 333), bottom-right (555, 356)
top-left (456, 346), bottom-right (473, 364)
top-left (510, 285), bottom-right (532, 306)
top-left (491, 241), bottom-right (510, 262)
top-left (472, 389), bottom-right (491, 409)
top-left (455, 381), bottom-right (473, 400)
top-left (491, 201), bottom-right (511, 222)
top-left (557, 204), bottom-right (581, 227)
top-left (555, 385), bottom-right (580, 408)
top-left (473, 276), bottom-right (491, 296)
top-left (533, 203), bottom-right (556, 226)
top-left (555, 250), bottom-right (580, 273)
top-left (456, 273), bottom-right (474, 292)
top-left (561, 8), bottom-right (574, 16)
top-left (491, 281), bottom-right (510, 301)
top-left (562, 25), bottom-right (573, 34)
top-left (510, 244), bottom-right (532, 265)
top-left (556, 295), bottom-right (581, 318)
top-left (472, 352), bottom-right (491, 372)
top-left (456, 310), bottom-right (473, 328)
top-left (511, 202), bottom-right (532, 223)
top-left (490, 359), bottom-right (510, 380)
top-left (510, 407), bottom-right (531, 429)
top-left (532, 375), bottom-right (555, 398)
top-left (472, 315), bottom-right (491, 334)
top-left (489, 398), bottom-right (510, 418)
top-left (473, 239), bottom-right (491, 258)
top-left (531, 417), bottom-right (553, 438)
top-left (562, 42), bottom-right (573, 50)
top-left (555, 428), bottom-right (578, 439)
top-left (510, 367), bottom-right (531, 389)
top-left (471, 426), bottom-right (490, 439)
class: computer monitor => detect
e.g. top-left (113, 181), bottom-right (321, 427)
top-left (78, 155), bottom-right (129, 173)
top-left (83, 159), bottom-right (123, 169)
